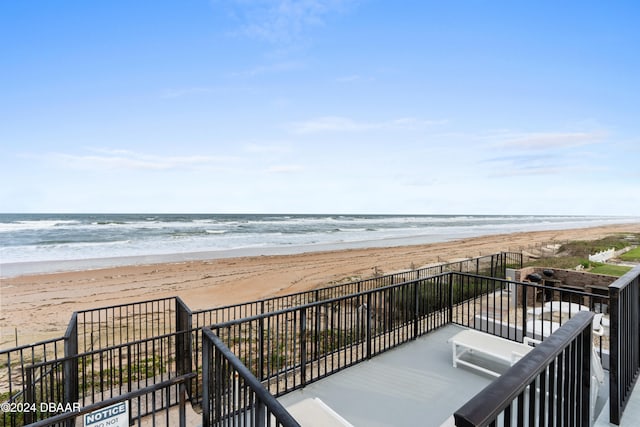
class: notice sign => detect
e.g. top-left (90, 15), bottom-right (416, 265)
top-left (83, 401), bottom-right (128, 427)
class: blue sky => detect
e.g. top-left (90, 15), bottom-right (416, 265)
top-left (1, 0), bottom-right (639, 215)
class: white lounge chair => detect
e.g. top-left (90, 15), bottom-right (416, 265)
top-left (286, 397), bottom-right (353, 427)
top-left (448, 329), bottom-right (539, 377)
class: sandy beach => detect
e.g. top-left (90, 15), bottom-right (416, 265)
top-left (2, 222), bottom-right (640, 349)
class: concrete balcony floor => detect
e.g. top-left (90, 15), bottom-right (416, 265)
top-left (278, 324), bottom-right (617, 427)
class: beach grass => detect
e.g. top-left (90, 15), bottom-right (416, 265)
top-left (523, 233), bottom-right (640, 277)
top-left (525, 257), bottom-right (632, 277)
top-left (558, 233), bottom-right (640, 257)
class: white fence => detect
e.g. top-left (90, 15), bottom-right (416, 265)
top-left (589, 248), bottom-right (615, 263)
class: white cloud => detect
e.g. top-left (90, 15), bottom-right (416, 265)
top-left (230, 60), bottom-right (305, 77)
top-left (223, 0), bottom-right (355, 44)
top-left (483, 149), bottom-right (609, 178)
top-left (289, 116), bottom-right (362, 133)
top-left (243, 143), bottom-right (291, 154)
top-left (160, 87), bottom-right (217, 99)
top-left (335, 74), bottom-right (375, 83)
top-left (473, 128), bottom-right (610, 177)
top-left (265, 165), bottom-right (304, 173)
top-left (49, 149), bottom-right (239, 171)
top-left (336, 74), bottom-right (362, 82)
top-left (494, 131), bottom-right (606, 150)
top-left (288, 116), bottom-right (447, 134)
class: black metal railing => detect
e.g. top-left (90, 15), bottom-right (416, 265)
top-left (202, 272), bottom-right (605, 409)
top-left (21, 328), bottom-right (195, 424)
top-left (453, 311), bottom-right (595, 427)
top-left (14, 251), bottom-right (605, 427)
top-left (1, 252), bottom-right (521, 419)
top-left (206, 275), bottom-right (452, 401)
top-left (25, 373), bottom-right (195, 427)
top-left (191, 252), bottom-right (522, 330)
top-left (609, 264), bottom-right (640, 425)
top-left (189, 253), bottom-right (521, 401)
top-left (0, 338), bottom-right (65, 427)
top-left (6, 274), bottom-right (612, 426)
top-left (449, 273), bottom-right (609, 359)
top-left (202, 329), bottom-right (300, 427)
top-left (75, 297), bottom-right (178, 354)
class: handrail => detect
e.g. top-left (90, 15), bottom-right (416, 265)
top-left (453, 311), bottom-right (594, 426)
top-left (18, 327), bottom-right (197, 424)
top-left (608, 264), bottom-right (640, 424)
top-left (26, 372), bottom-right (196, 427)
top-left (208, 272), bottom-right (450, 330)
top-left (21, 329), bottom-right (198, 370)
top-left (608, 264), bottom-right (640, 291)
top-left (205, 272), bottom-right (606, 391)
top-left (192, 252), bottom-right (521, 318)
top-left (202, 328), bottom-right (300, 427)
top-left (74, 296), bottom-right (177, 314)
top-left (204, 270), bottom-right (600, 332)
top-left (0, 337), bottom-right (65, 355)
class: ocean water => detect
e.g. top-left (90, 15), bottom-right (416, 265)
top-left (0, 213), bottom-right (637, 276)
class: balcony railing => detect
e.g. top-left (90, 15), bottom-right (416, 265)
top-left (17, 329), bottom-right (196, 424)
top-left (202, 329), bottom-right (300, 427)
top-left (201, 273), bottom-right (610, 426)
top-left (453, 311), bottom-right (595, 426)
top-left (25, 373), bottom-right (195, 427)
top-left (609, 265), bottom-right (640, 425)
top-left (1, 252), bottom-right (521, 424)
top-left (3, 253), bottom-right (639, 426)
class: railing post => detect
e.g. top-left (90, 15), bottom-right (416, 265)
top-left (258, 316), bottom-right (265, 381)
top-left (366, 292), bottom-right (372, 359)
top-left (63, 312), bottom-right (78, 427)
top-left (201, 330), bottom-right (210, 427)
top-left (24, 365), bottom-right (34, 424)
top-left (175, 297), bottom-right (193, 396)
top-left (448, 275), bottom-right (454, 324)
top-left (521, 285), bottom-right (528, 340)
top-left (609, 283), bottom-right (621, 425)
top-left (387, 287), bottom-right (393, 332)
top-left (256, 401), bottom-right (266, 427)
top-left (315, 302), bottom-right (321, 363)
top-left (413, 281), bottom-right (419, 339)
top-left (490, 254), bottom-right (495, 277)
top-left (300, 308), bottom-right (307, 386)
top-left (179, 382), bottom-right (187, 427)
top-left (580, 325), bottom-right (593, 425)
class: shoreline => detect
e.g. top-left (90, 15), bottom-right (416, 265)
top-left (2, 222), bottom-right (640, 349)
top-left (3, 218), bottom-right (639, 279)
top-left (0, 235), bottom-right (463, 279)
